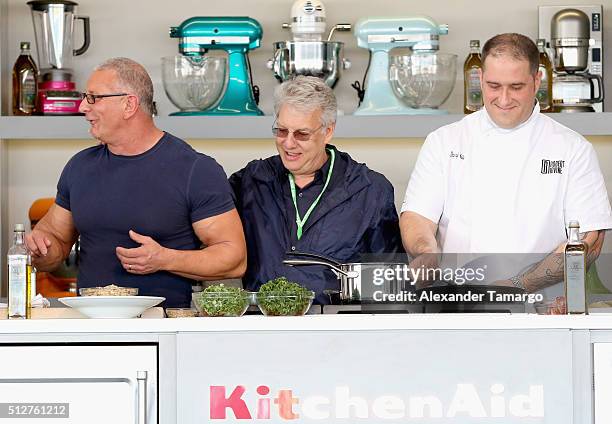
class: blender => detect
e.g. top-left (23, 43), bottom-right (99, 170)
top-left (267, 0), bottom-right (351, 88)
top-left (28, 0), bottom-right (90, 115)
top-left (538, 6), bottom-right (604, 112)
top-left (165, 17), bottom-right (263, 116)
top-left (353, 16), bottom-right (456, 115)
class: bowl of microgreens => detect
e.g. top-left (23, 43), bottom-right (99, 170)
top-left (256, 277), bottom-right (315, 316)
top-left (193, 284), bottom-right (249, 317)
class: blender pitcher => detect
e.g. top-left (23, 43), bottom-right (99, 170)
top-left (28, 0), bottom-right (90, 72)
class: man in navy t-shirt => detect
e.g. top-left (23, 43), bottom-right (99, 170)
top-left (25, 58), bottom-right (247, 307)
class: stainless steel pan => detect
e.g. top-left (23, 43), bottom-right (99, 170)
top-left (283, 252), bottom-right (410, 304)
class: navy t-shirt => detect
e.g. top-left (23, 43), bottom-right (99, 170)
top-left (56, 132), bottom-right (235, 307)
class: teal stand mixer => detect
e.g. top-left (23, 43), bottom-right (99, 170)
top-left (353, 17), bottom-right (457, 115)
top-left (166, 17), bottom-right (264, 116)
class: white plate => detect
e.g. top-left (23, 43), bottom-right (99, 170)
top-left (58, 296), bottom-right (165, 319)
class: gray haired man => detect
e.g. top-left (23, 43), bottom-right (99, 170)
top-left (229, 75), bottom-right (404, 304)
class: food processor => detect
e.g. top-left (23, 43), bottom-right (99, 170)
top-left (538, 6), bottom-right (604, 112)
top-left (166, 16), bottom-right (263, 116)
top-left (353, 16), bottom-right (456, 115)
top-left (28, 0), bottom-right (90, 115)
top-left (267, 0), bottom-right (351, 88)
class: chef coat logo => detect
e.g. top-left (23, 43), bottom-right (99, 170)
top-left (449, 151), bottom-right (464, 160)
top-left (541, 159), bottom-right (565, 175)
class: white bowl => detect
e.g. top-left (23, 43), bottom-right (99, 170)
top-left (58, 296), bottom-right (165, 319)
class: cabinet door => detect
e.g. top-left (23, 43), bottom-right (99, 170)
top-left (594, 343), bottom-right (612, 424)
top-left (0, 344), bottom-right (157, 424)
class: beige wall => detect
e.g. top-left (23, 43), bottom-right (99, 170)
top-left (5, 0), bottom-right (612, 115)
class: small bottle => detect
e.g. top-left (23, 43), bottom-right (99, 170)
top-left (464, 40), bottom-right (483, 114)
top-left (536, 39), bottom-right (553, 112)
top-left (7, 224), bottom-right (32, 319)
top-left (564, 221), bottom-right (587, 314)
top-left (12, 41), bottom-right (38, 116)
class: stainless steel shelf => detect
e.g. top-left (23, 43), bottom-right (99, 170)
top-left (1, 113), bottom-right (612, 140)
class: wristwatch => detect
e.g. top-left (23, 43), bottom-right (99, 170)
top-left (510, 276), bottom-right (525, 290)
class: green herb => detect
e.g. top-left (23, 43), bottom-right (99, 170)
top-left (257, 277), bottom-right (314, 316)
top-left (197, 284), bottom-right (248, 317)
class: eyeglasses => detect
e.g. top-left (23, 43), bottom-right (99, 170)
top-left (272, 123), bottom-right (324, 141)
top-left (80, 92), bottom-right (129, 104)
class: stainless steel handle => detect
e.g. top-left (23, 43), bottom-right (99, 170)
top-left (285, 250), bottom-right (342, 266)
top-left (283, 259), bottom-right (358, 278)
top-left (136, 371), bottom-right (147, 424)
top-left (327, 24), bottom-right (352, 41)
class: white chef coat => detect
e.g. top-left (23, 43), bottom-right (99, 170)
top-left (402, 103), bottom-right (612, 254)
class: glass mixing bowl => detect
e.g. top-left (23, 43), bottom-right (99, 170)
top-left (388, 51), bottom-right (457, 109)
top-left (161, 55), bottom-right (227, 112)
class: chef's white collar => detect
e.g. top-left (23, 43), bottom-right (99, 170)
top-left (481, 101), bottom-right (540, 134)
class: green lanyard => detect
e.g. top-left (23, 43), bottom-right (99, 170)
top-left (288, 149), bottom-right (335, 240)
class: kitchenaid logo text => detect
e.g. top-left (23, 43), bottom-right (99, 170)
top-left (372, 265), bottom-right (486, 285)
top-left (209, 384), bottom-right (544, 420)
top-left (541, 159), bottom-right (565, 174)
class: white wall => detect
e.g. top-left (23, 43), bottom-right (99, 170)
top-left (5, 0), bottom-right (612, 115)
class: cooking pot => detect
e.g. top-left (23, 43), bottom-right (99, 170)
top-left (283, 252), bottom-right (411, 304)
top-left (415, 285), bottom-right (526, 313)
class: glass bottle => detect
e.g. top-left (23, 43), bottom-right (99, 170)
top-left (464, 40), bottom-right (483, 114)
top-left (7, 223), bottom-right (32, 319)
top-left (12, 41), bottom-right (38, 116)
top-left (564, 220), bottom-right (587, 314)
top-left (536, 39), bottom-right (553, 113)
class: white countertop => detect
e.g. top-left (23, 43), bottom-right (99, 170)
top-left (1, 313), bottom-right (612, 334)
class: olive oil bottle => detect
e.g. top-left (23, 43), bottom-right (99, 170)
top-left (536, 39), bottom-right (553, 112)
top-left (564, 221), bottom-right (587, 314)
top-left (12, 41), bottom-right (38, 116)
top-left (464, 40), bottom-right (483, 114)
top-left (7, 223), bottom-right (32, 319)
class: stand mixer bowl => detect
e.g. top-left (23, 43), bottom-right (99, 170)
top-left (389, 51), bottom-right (457, 109)
top-left (161, 55), bottom-right (227, 113)
top-left (270, 41), bottom-right (345, 88)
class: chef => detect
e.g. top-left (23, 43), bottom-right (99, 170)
top-left (230, 75), bottom-right (403, 304)
top-left (400, 33), bottom-right (612, 292)
top-left (25, 58), bottom-right (246, 307)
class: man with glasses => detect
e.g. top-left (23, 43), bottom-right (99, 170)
top-left (25, 57), bottom-right (247, 308)
top-left (230, 76), bottom-right (403, 303)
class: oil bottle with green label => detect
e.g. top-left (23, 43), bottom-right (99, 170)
top-left (464, 40), bottom-right (483, 114)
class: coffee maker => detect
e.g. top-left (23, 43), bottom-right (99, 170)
top-left (538, 5), bottom-right (604, 112)
top-left (27, 0), bottom-right (90, 115)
